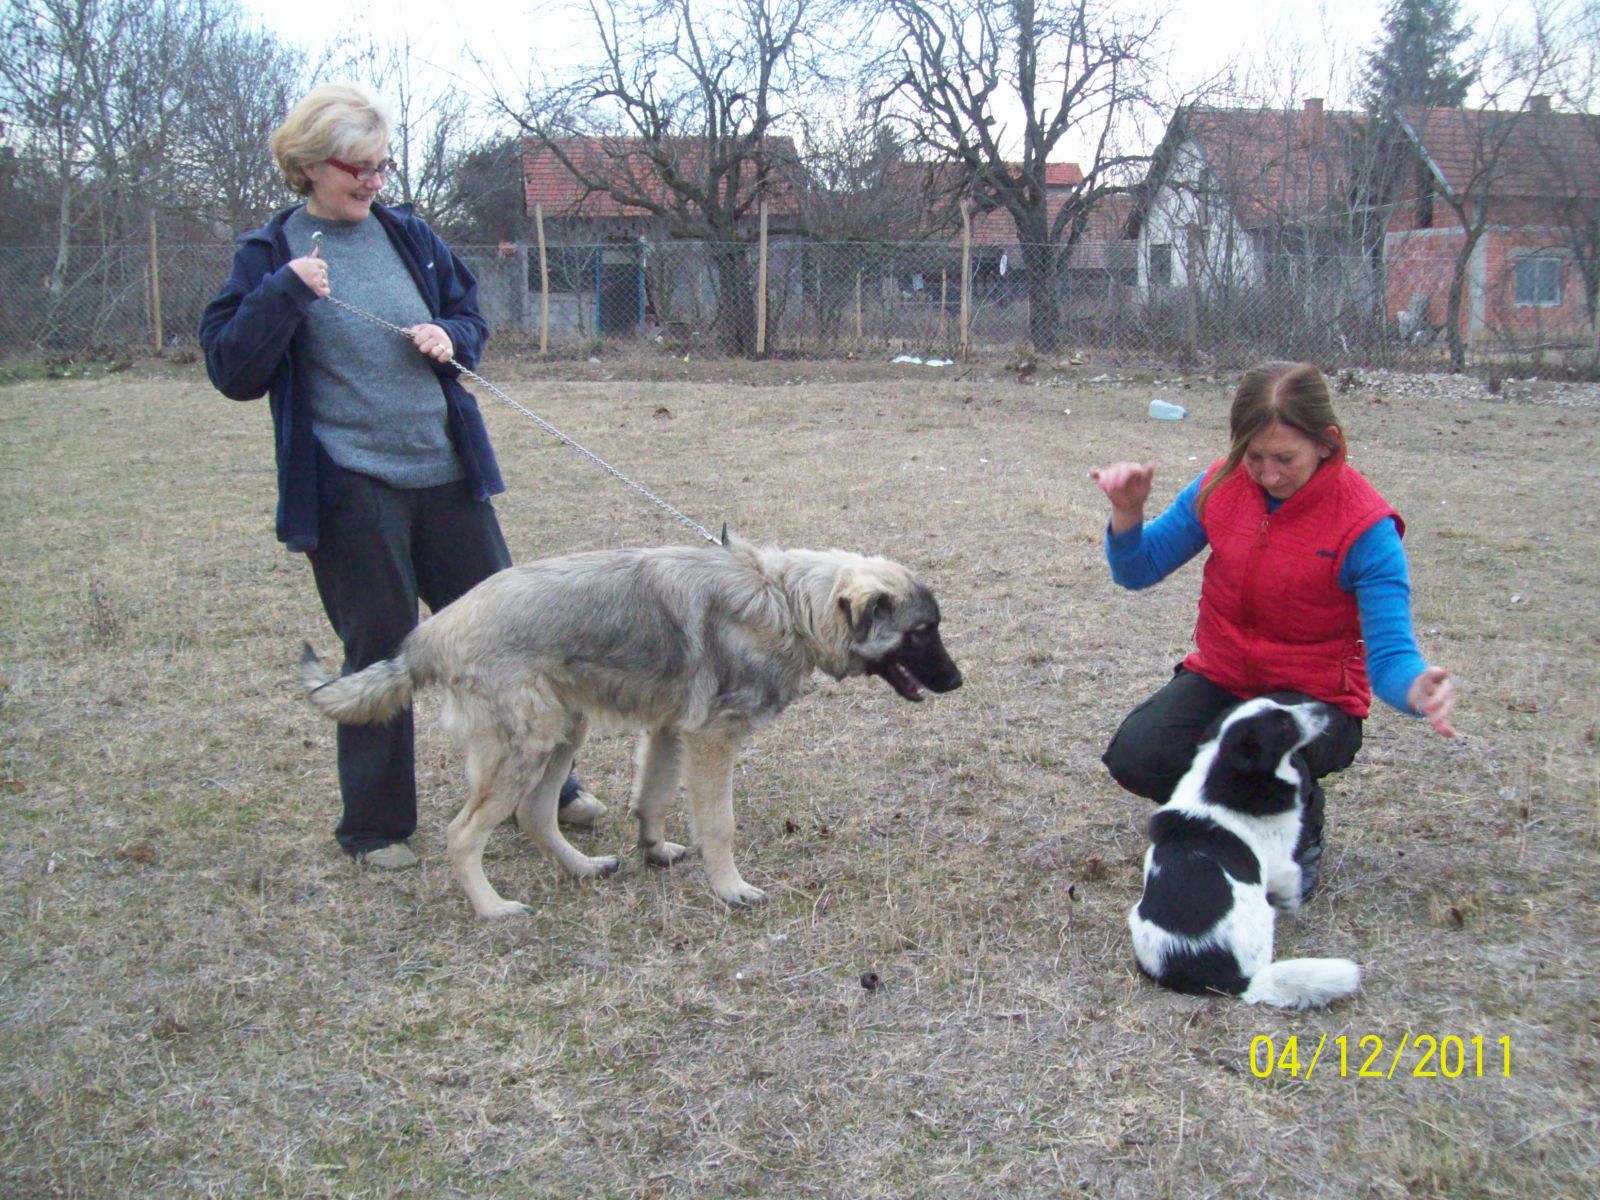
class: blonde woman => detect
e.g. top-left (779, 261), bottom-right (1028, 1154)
top-left (201, 84), bottom-right (602, 870)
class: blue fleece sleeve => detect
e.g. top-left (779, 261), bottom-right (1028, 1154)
top-left (1105, 472), bottom-right (1210, 589)
top-left (414, 218), bottom-right (489, 371)
top-left (1342, 517), bottom-right (1429, 716)
top-left (199, 242), bottom-right (317, 400)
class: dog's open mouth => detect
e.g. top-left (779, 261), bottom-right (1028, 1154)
top-left (876, 660), bottom-right (928, 702)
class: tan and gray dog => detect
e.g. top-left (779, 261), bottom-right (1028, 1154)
top-left (300, 531), bottom-right (961, 918)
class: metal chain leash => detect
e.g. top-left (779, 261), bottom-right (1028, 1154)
top-left (309, 249), bottom-right (719, 545)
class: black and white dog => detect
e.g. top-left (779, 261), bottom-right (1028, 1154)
top-left (1128, 697), bottom-right (1361, 1010)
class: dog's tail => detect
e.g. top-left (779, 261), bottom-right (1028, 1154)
top-left (299, 642), bottom-right (419, 725)
top-left (1241, 958), bottom-right (1361, 1010)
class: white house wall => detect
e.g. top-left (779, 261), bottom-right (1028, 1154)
top-left (1136, 139), bottom-right (1263, 299)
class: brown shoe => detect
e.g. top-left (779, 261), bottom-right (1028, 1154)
top-left (557, 789), bottom-right (607, 829)
top-left (360, 843), bottom-right (418, 870)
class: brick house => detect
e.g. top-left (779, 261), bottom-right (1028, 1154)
top-left (960, 163), bottom-right (1136, 301)
top-left (520, 136), bottom-right (802, 338)
top-left (1383, 100), bottom-right (1600, 349)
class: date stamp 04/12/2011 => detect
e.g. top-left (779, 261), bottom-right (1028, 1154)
top-left (1249, 1034), bottom-right (1512, 1081)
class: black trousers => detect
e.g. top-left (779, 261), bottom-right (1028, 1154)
top-left (1101, 667), bottom-right (1364, 822)
top-left (307, 471), bottom-right (511, 854)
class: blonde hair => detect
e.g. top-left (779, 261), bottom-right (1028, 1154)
top-left (1196, 362), bottom-right (1347, 517)
top-left (269, 84), bottom-right (392, 196)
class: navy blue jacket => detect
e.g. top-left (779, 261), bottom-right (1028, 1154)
top-left (199, 202), bottom-right (505, 552)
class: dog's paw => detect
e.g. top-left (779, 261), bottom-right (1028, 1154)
top-left (588, 855), bottom-right (622, 879)
top-left (1268, 890), bottom-right (1303, 915)
top-left (479, 900), bottom-right (535, 919)
top-left (713, 879), bottom-right (768, 907)
top-left (642, 840), bottom-right (690, 867)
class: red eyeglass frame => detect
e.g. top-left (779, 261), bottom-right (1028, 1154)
top-left (324, 156), bottom-right (397, 181)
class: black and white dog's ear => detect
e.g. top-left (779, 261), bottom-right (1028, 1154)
top-left (1220, 723), bottom-right (1269, 775)
top-left (1221, 708), bottom-right (1300, 775)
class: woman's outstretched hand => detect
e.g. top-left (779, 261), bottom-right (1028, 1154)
top-left (1407, 665), bottom-right (1457, 737)
top-left (1090, 461), bottom-right (1156, 533)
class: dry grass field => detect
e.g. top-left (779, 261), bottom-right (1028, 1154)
top-left (2, 351), bottom-right (1597, 1199)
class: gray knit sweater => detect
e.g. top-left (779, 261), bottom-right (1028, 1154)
top-left (284, 209), bottom-right (463, 488)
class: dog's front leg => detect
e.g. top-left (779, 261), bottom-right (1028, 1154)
top-left (1265, 858), bottom-right (1304, 913)
top-left (684, 730), bottom-right (765, 905)
top-left (632, 730), bottom-right (689, 867)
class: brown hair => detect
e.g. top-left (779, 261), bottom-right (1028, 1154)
top-left (268, 84), bottom-right (392, 196)
top-left (1195, 361), bottom-right (1347, 517)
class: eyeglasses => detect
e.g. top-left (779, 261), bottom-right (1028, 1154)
top-left (324, 156), bottom-right (398, 182)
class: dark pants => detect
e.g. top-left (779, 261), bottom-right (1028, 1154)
top-left (1102, 667), bottom-right (1364, 824)
top-left (307, 471), bottom-right (511, 854)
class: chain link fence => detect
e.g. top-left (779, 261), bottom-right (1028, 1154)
top-left (2, 238), bottom-right (1594, 376)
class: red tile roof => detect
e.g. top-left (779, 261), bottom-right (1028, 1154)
top-left (1175, 103), bottom-right (1366, 227)
top-left (965, 162), bottom-right (1126, 247)
top-left (523, 136), bottom-right (802, 220)
top-left (1400, 105), bottom-right (1600, 202)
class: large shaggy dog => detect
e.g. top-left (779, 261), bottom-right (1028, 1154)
top-left (1128, 697), bottom-right (1361, 1009)
top-left (300, 532), bottom-right (962, 918)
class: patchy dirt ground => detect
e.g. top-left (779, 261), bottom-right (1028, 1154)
top-left (2, 352), bottom-right (1597, 1198)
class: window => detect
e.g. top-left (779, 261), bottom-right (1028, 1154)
top-left (1515, 256), bottom-right (1562, 307)
top-left (1149, 242), bottom-right (1173, 286)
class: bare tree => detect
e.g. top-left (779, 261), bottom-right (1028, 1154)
top-left (869, 0), bottom-right (1167, 353)
top-left (1389, 24), bottom-right (1568, 371)
top-left (0, 0), bottom-right (111, 305)
top-left (437, 135), bottom-right (530, 243)
top-left (0, 0), bottom-right (232, 345)
top-left (174, 12), bottom-right (308, 232)
top-left (795, 108), bottom-right (954, 240)
top-left (331, 34), bottom-right (478, 225)
top-left (1537, 0), bottom-right (1600, 352)
top-left (491, 0), bottom-right (844, 355)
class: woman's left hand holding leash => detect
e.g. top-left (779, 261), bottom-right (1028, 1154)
top-left (1408, 665), bottom-right (1457, 737)
top-left (406, 323), bottom-right (453, 363)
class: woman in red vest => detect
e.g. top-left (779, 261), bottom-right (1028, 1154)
top-left (1091, 361), bottom-right (1456, 899)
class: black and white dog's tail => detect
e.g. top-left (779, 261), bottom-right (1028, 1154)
top-left (1241, 958), bottom-right (1361, 1010)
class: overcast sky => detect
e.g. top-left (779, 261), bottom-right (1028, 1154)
top-left (240, 0), bottom-right (1531, 144)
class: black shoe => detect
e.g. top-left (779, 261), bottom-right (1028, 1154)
top-left (1294, 776), bottom-right (1327, 902)
top-left (1295, 825), bottom-right (1324, 902)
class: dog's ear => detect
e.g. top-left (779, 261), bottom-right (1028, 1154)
top-left (1221, 709), bottom-right (1299, 774)
top-left (1220, 722), bottom-right (1269, 775)
top-left (837, 584), bottom-right (894, 642)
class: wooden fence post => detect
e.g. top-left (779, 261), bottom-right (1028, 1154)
top-left (756, 198), bottom-right (769, 357)
top-left (535, 203), bottom-right (549, 356)
top-left (959, 200), bottom-right (972, 360)
top-left (940, 269), bottom-right (948, 345)
top-left (148, 209), bottom-right (163, 355)
top-left (1184, 223), bottom-right (1202, 364)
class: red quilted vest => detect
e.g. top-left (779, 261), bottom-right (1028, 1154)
top-left (1181, 453), bottom-right (1402, 717)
